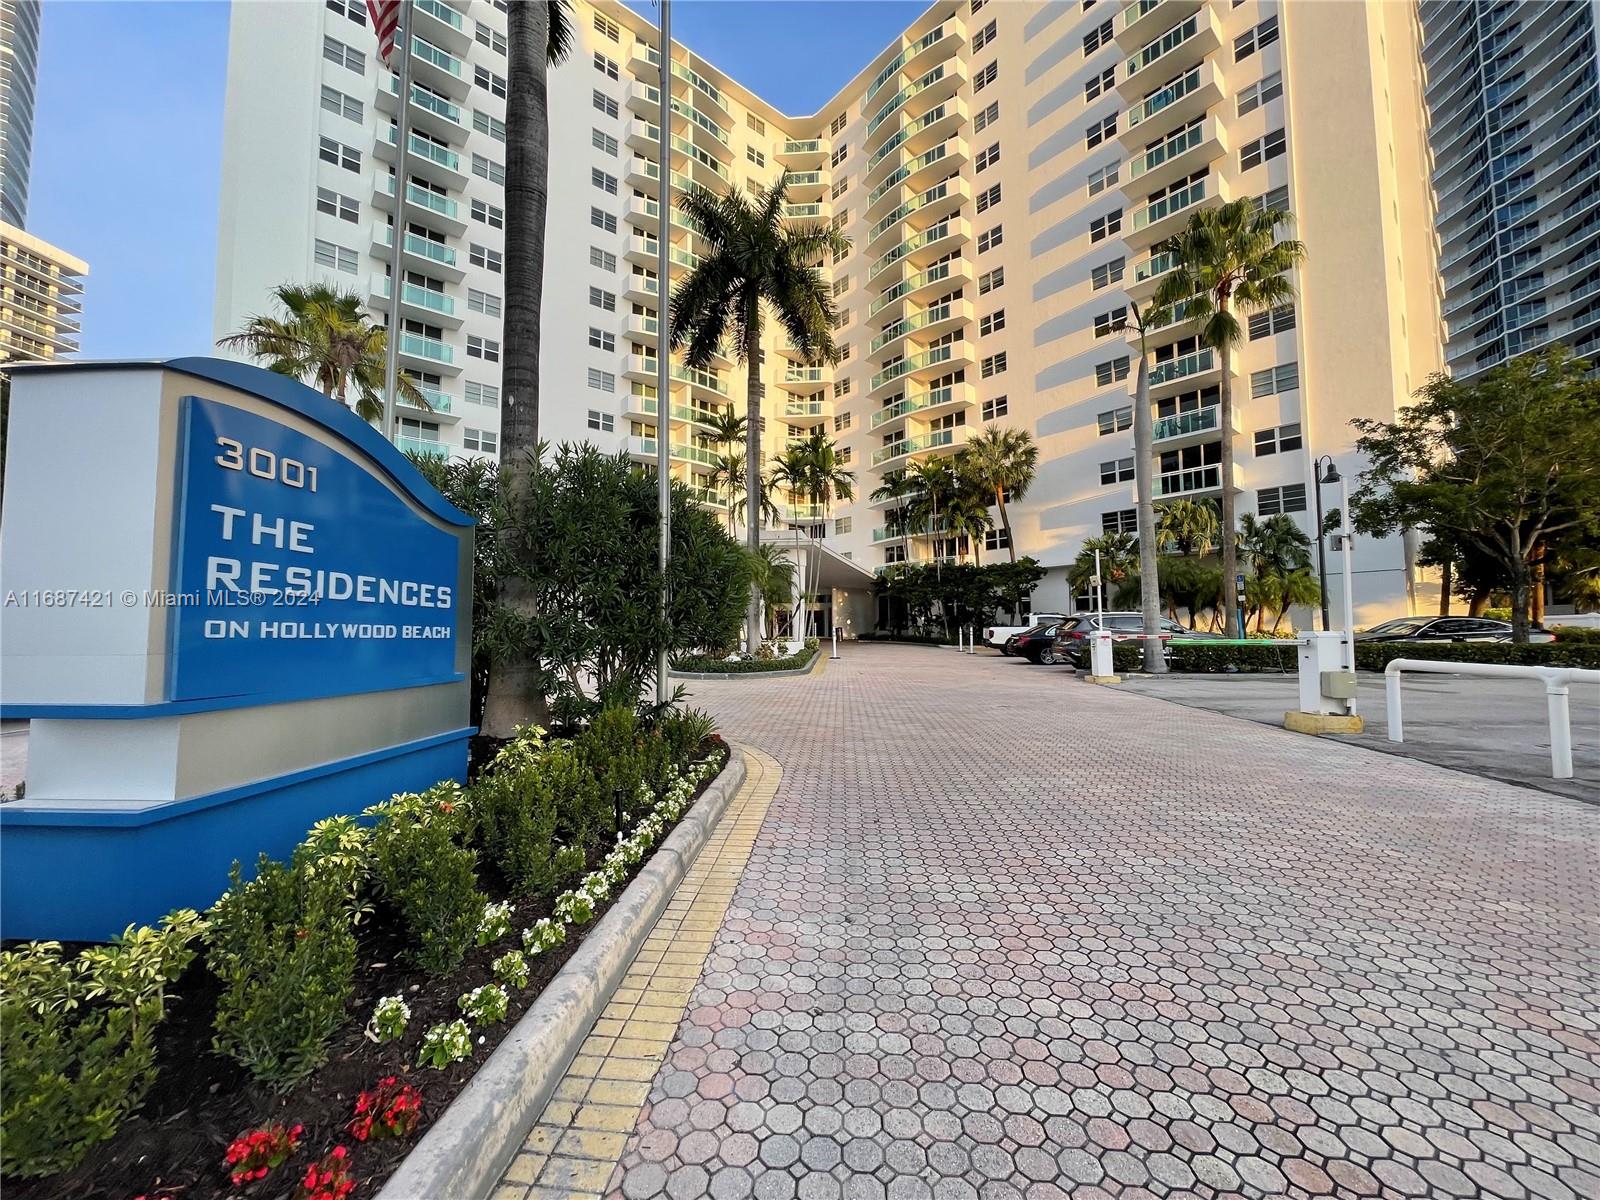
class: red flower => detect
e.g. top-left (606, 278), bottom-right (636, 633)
top-left (349, 1078), bottom-right (424, 1143)
top-left (223, 1121), bottom-right (301, 1187)
top-left (294, 1146), bottom-right (356, 1200)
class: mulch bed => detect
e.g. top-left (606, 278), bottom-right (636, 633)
top-left (8, 737), bottom-right (729, 1200)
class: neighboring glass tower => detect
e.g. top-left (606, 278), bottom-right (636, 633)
top-left (1419, 0), bottom-right (1600, 376)
top-left (0, 0), bottom-right (40, 227)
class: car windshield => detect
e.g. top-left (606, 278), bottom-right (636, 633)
top-left (1363, 618), bottom-right (1431, 635)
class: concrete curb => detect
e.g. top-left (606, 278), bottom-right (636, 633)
top-left (377, 748), bottom-right (749, 1200)
top-left (671, 647), bottom-right (822, 681)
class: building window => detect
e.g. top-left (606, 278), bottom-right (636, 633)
top-left (315, 186), bottom-right (359, 223)
top-left (593, 12), bottom-right (620, 41)
top-left (327, 0), bottom-right (365, 25)
top-left (1235, 15), bottom-right (1280, 61)
top-left (979, 309), bottom-right (1005, 336)
top-left (1095, 357), bottom-right (1130, 386)
top-left (976, 183), bottom-right (1002, 213)
top-left (974, 100), bottom-right (999, 133)
top-left (1087, 162), bottom-right (1120, 196)
top-left (834, 378), bottom-right (852, 398)
top-left (589, 326), bottom-right (616, 351)
top-left (835, 515), bottom-right (853, 535)
top-left (468, 288), bottom-right (502, 317)
top-left (1092, 306), bottom-right (1127, 338)
top-left (1256, 185), bottom-right (1290, 214)
top-left (831, 144), bottom-right (848, 168)
top-left (476, 66), bottom-right (507, 98)
top-left (1100, 457), bottom-right (1135, 485)
top-left (587, 409), bottom-right (616, 432)
top-left (982, 395), bottom-right (1008, 420)
top-left (1257, 484), bottom-right (1307, 515)
top-left (1248, 305), bottom-right (1296, 339)
top-left (831, 111), bottom-right (848, 136)
top-left (593, 89), bottom-right (619, 118)
top-left (746, 113), bottom-right (766, 135)
top-left (463, 427), bottom-right (499, 453)
top-left (591, 168), bottom-right (619, 195)
top-left (747, 145), bottom-right (766, 167)
top-left (977, 266), bottom-right (1004, 294)
top-left (1097, 406), bottom-right (1132, 435)
top-left (977, 225), bottom-right (1003, 253)
top-left (1085, 114), bottom-right (1117, 149)
top-left (589, 287), bottom-right (617, 312)
top-left (472, 110), bottom-right (508, 143)
top-left (469, 243), bottom-right (503, 272)
top-left (973, 18), bottom-right (997, 51)
top-left (465, 381), bottom-right (500, 408)
top-left (1240, 128), bottom-right (1286, 171)
top-left (1253, 423), bottom-right (1303, 456)
top-left (975, 60), bottom-right (998, 91)
top-left (589, 246), bottom-right (617, 272)
top-left (1084, 65), bottom-right (1116, 101)
top-left (319, 84), bottom-right (362, 122)
top-left (1090, 257), bottom-right (1125, 290)
top-left (976, 143), bottom-right (1001, 173)
top-left (467, 336), bottom-right (501, 363)
top-left (474, 21), bottom-right (506, 53)
top-left (980, 352), bottom-right (1007, 378)
top-left (594, 51), bottom-right (619, 79)
top-left (587, 367), bottom-right (616, 393)
top-left (1102, 508), bottom-right (1137, 534)
top-left (984, 528), bottom-right (1010, 552)
top-left (322, 35), bottom-right (365, 73)
top-left (1083, 18), bottom-right (1113, 54)
top-left (1237, 71), bottom-right (1283, 115)
top-left (318, 136), bottom-right (360, 172)
top-left (472, 198), bottom-right (505, 228)
top-left (834, 410), bottom-right (853, 431)
top-left (831, 177), bottom-right (849, 201)
top-left (592, 127), bottom-right (619, 156)
top-left (1090, 210), bottom-right (1122, 242)
top-left (313, 238), bottom-right (358, 275)
top-left (591, 207), bottom-right (618, 234)
top-left (472, 154), bottom-right (505, 185)
top-left (1250, 361), bottom-right (1300, 397)
top-left (884, 543), bottom-right (906, 564)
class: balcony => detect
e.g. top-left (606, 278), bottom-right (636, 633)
top-left (868, 98), bottom-right (969, 183)
top-left (869, 381), bottom-right (971, 432)
top-left (370, 275), bottom-right (463, 329)
top-left (865, 59), bottom-right (966, 149)
top-left (871, 298), bottom-right (972, 354)
top-left (1119, 7), bottom-right (1221, 98)
top-left (867, 176), bottom-right (970, 247)
top-left (398, 385), bottom-right (460, 423)
top-left (411, 0), bottom-right (469, 52)
top-left (1117, 0), bottom-right (1203, 49)
top-left (375, 177), bottom-right (466, 235)
top-left (868, 216), bottom-right (971, 286)
top-left (871, 427), bottom-right (957, 467)
top-left (786, 170), bottom-right (826, 200)
top-left (1152, 403), bottom-right (1237, 449)
top-left (372, 224), bottom-right (466, 282)
top-left (396, 332), bottom-right (458, 375)
top-left (867, 139), bottom-right (968, 217)
top-left (1147, 347), bottom-right (1219, 399)
top-left (625, 272), bottom-right (660, 304)
top-left (1128, 115), bottom-right (1226, 193)
top-left (776, 137), bottom-right (830, 167)
top-left (395, 434), bottom-right (450, 460)
top-left (1124, 63), bottom-right (1222, 145)
top-left (626, 435), bottom-right (720, 468)
top-left (408, 35), bottom-right (469, 100)
top-left (783, 201), bottom-right (832, 221)
top-left (869, 340), bottom-right (974, 395)
top-left (783, 364), bottom-right (830, 386)
top-left (379, 77), bottom-right (468, 145)
top-left (869, 257), bottom-right (973, 324)
top-left (1155, 460), bottom-right (1243, 499)
top-left (625, 311), bottom-right (661, 340)
top-left (377, 126), bottom-right (468, 190)
top-left (1127, 173), bottom-right (1218, 251)
top-left (864, 15), bottom-right (966, 112)
top-left (784, 398), bottom-right (830, 419)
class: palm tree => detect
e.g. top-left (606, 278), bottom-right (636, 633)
top-left (1068, 532), bottom-right (1140, 602)
top-left (943, 486), bottom-right (994, 566)
top-left (705, 408), bottom-right (748, 533)
top-left (1238, 512), bottom-right (1315, 632)
top-left (870, 469), bottom-right (917, 572)
top-left (769, 444), bottom-right (812, 637)
top-left (1152, 199), bottom-right (1305, 636)
top-left (480, 0), bottom-right (572, 737)
top-left (746, 543), bottom-right (796, 641)
top-left (958, 427), bottom-right (1037, 564)
top-left (906, 458), bottom-right (956, 581)
top-left (1155, 498), bottom-right (1221, 557)
top-left (1126, 300), bottom-right (1171, 673)
top-left (219, 283), bottom-right (424, 422)
top-left (671, 173), bottom-right (849, 651)
top-left (796, 429), bottom-right (855, 630)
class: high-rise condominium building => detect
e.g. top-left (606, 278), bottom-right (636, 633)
top-left (1418, 0), bottom-right (1599, 378)
top-left (0, 0), bottom-right (85, 363)
top-left (215, 0), bottom-right (1446, 624)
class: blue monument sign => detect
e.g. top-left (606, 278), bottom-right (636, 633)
top-left (0, 358), bottom-right (476, 940)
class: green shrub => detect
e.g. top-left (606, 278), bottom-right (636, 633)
top-left (472, 753), bottom-right (562, 899)
top-left (1, 911), bottom-right (203, 1178)
top-left (577, 704), bottom-right (646, 838)
top-left (1549, 625), bottom-right (1600, 645)
top-left (656, 708), bottom-right (716, 764)
top-left (208, 820), bottom-right (368, 1090)
top-left (1353, 640), bottom-right (1600, 670)
top-left (368, 784), bottom-right (484, 976)
top-left (673, 647), bottom-right (818, 673)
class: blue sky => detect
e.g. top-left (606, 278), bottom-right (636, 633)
top-left (30, 0), bottom-right (923, 359)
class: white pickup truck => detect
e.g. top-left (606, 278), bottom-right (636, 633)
top-left (984, 614), bottom-right (1066, 653)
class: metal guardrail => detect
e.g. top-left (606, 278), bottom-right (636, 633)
top-left (1383, 658), bottom-right (1600, 780)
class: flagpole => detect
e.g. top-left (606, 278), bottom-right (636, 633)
top-left (381, 0), bottom-right (414, 444)
top-left (655, 0), bottom-right (672, 705)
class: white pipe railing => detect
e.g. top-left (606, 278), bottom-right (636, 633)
top-left (1383, 658), bottom-right (1600, 780)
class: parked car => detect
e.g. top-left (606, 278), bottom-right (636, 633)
top-left (1054, 612), bottom-right (1223, 667)
top-left (1006, 621), bottom-right (1065, 664)
top-left (986, 613), bottom-right (1066, 653)
top-left (1355, 616), bottom-right (1554, 644)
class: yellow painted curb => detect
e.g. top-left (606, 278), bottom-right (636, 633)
top-left (1083, 674), bottom-right (1122, 685)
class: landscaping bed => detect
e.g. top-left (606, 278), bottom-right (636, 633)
top-left (1106, 638), bottom-right (1600, 674)
top-left (673, 640), bottom-right (819, 675)
top-left (2, 711), bottom-right (729, 1200)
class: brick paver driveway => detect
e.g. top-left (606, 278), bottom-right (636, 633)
top-left (612, 645), bottom-right (1599, 1200)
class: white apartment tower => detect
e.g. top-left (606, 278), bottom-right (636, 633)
top-left (215, 0), bottom-right (1451, 624)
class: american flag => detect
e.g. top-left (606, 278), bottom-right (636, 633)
top-left (366, 0), bottom-right (403, 68)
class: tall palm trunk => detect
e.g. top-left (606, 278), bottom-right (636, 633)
top-left (743, 301), bottom-right (763, 651)
top-left (1438, 556), bottom-right (1452, 616)
top-left (995, 488), bottom-right (1017, 563)
top-left (1217, 336), bottom-right (1240, 637)
top-left (481, 0), bottom-right (552, 736)
top-left (1132, 339), bottom-right (1164, 673)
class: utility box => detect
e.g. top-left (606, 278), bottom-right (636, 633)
top-left (1286, 632), bottom-right (1364, 734)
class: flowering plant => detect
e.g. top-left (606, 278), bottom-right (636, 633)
top-left (349, 1076), bottom-right (423, 1142)
top-left (293, 1145), bottom-right (355, 1200)
top-left (476, 900), bottom-right (514, 946)
top-left (223, 1121), bottom-right (302, 1186)
top-left (522, 918), bottom-right (566, 955)
top-left (492, 949), bottom-right (530, 989)
top-left (365, 994), bottom-right (410, 1044)
top-left (553, 890), bottom-right (595, 926)
top-left (417, 1019), bottom-right (473, 1069)
top-left (458, 983), bottom-right (509, 1024)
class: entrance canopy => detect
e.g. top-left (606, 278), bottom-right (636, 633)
top-left (760, 530), bottom-right (878, 591)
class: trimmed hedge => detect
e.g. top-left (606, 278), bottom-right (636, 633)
top-left (674, 648), bottom-right (817, 674)
top-left (856, 632), bottom-right (948, 645)
top-left (1550, 625), bottom-right (1600, 645)
top-left (1102, 638), bottom-right (1600, 674)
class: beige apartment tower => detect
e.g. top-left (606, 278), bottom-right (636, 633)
top-left (215, 0), bottom-right (1448, 624)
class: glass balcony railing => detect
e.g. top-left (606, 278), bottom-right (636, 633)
top-left (411, 36), bottom-right (463, 78)
top-left (870, 178), bottom-right (959, 242)
top-left (376, 276), bottom-right (457, 316)
top-left (866, 62), bottom-right (949, 138)
top-left (380, 177), bottom-right (459, 220)
top-left (1132, 120), bottom-right (1204, 179)
top-left (871, 428), bottom-right (955, 465)
top-left (870, 384), bottom-right (956, 428)
top-left (414, 386), bottom-right (453, 414)
top-left (1156, 464), bottom-right (1221, 496)
top-left (784, 365), bottom-right (828, 384)
top-left (1148, 347), bottom-right (1216, 386)
top-left (869, 143), bottom-right (949, 206)
top-left (1128, 65), bottom-right (1201, 128)
top-left (781, 138), bottom-right (824, 156)
top-left (869, 218), bottom-right (958, 282)
top-left (788, 170), bottom-right (824, 186)
top-left (785, 399), bottom-right (827, 417)
top-left (784, 203), bottom-right (825, 219)
top-left (398, 333), bottom-right (453, 364)
top-left (405, 234), bottom-right (457, 266)
top-left (395, 434), bottom-right (448, 459)
top-left (1132, 175), bottom-right (1207, 231)
top-left (1153, 406), bottom-right (1220, 441)
top-left (390, 76), bottom-right (462, 125)
top-left (870, 259), bottom-right (956, 317)
top-left (635, 436), bottom-right (720, 467)
top-left (414, 0), bottom-right (464, 30)
top-left (869, 100), bottom-right (957, 171)
top-left (387, 126), bottom-right (461, 171)
top-left (1126, 13), bottom-right (1201, 79)
top-left (1135, 250), bottom-right (1180, 283)
top-left (871, 302), bottom-right (954, 353)
top-left (872, 343), bottom-right (960, 391)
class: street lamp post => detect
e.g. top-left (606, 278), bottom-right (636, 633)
top-left (1320, 459), bottom-right (1356, 671)
top-left (1312, 454), bottom-right (1334, 632)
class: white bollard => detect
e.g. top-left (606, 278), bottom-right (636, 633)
top-left (968, 625), bottom-right (977, 654)
top-left (1547, 682), bottom-right (1572, 780)
top-left (1386, 669), bottom-right (1403, 742)
top-left (830, 628), bottom-right (839, 660)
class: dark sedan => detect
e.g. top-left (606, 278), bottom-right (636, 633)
top-left (1005, 622), bottom-right (1064, 664)
top-left (1355, 616), bottom-right (1553, 643)
top-left (1054, 613), bottom-right (1223, 667)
